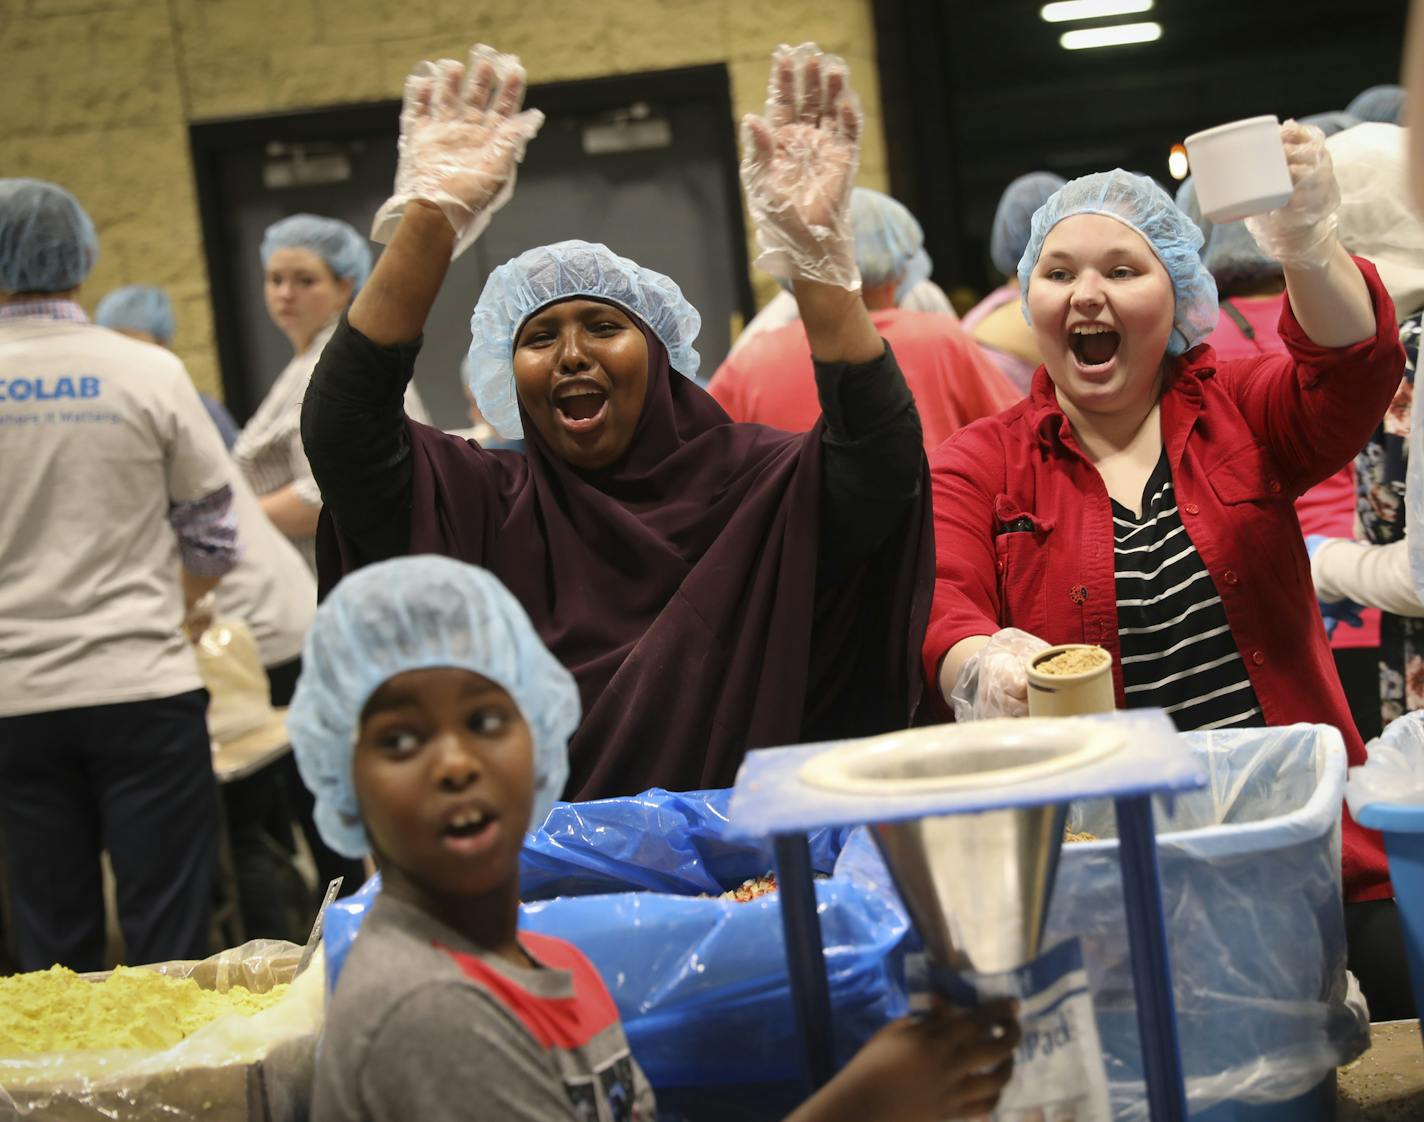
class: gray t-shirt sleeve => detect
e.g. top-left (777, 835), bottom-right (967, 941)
top-left (357, 980), bottom-right (581, 1122)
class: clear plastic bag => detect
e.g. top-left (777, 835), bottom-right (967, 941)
top-left (0, 940), bottom-right (323, 1122)
top-left (194, 618), bottom-right (274, 744)
top-left (1055, 725), bottom-right (1367, 1121)
top-left (1348, 704), bottom-right (1424, 815)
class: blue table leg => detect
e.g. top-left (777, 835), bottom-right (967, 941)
top-left (1114, 795), bottom-right (1189, 1122)
top-left (773, 832), bottom-right (836, 1092)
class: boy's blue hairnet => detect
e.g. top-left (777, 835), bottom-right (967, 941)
top-left (0, 179), bottom-right (98, 293)
top-left (1174, 177), bottom-right (1280, 289)
top-left (990, 171), bottom-right (1066, 278)
top-left (849, 188), bottom-right (931, 299)
top-left (260, 214), bottom-right (372, 295)
top-left (96, 285), bottom-right (175, 345)
top-left (467, 239), bottom-right (701, 440)
top-left (1018, 169), bottom-right (1218, 356)
top-left (1346, 85), bottom-right (1405, 125)
top-left (286, 556), bottom-right (579, 859)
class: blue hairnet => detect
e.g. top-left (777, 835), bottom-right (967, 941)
top-left (468, 239), bottom-right (702, 440)
top-left (1301, 110), bottom-right (1362, 138)
top-left (96, 285), bottom-right (175, 344)
top-left (260, 214), bottom-right (371, 295)
top-left (849, 188), bottom-right (931, 298)
top-left (0, 179), bottom-right (98, 293)
top-left (1018, 169), bottom-right (1218, 356)
top-left (1346, 85), bottom-right (1405, 125)
top-left (286, 555), bottom-right (579, 859)
top-left (1175, 177), bottom-right (1280, 288)
top-left (990, 171), bottom-right (1067, 278)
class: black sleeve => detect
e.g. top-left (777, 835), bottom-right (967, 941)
top-left (816, 340), bottom-right (924, 586)
top-left (300, 314), bottom-right (421, 563)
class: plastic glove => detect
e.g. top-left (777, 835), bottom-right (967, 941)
top-left (371, 44), bottom-right (545, 260)
top-left (1244, 120), bottom-right (1341, 271)
top-left (1305, 534), bottom-right (1331, 561)
top-left (950, 628), bottom-right (1051, 722)
top-left (739, 43), bottom-right (863, 292)
top-left (1319, 596), bottom-right (1365, 638)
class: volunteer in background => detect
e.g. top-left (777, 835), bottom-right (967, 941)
top-left (959, 172), bottom-right (1065, 395)
top-left (302, 43), bottom-right (933, 802)
top-left (0, 179), bottom-right (239, 971)
top-left (234, 214), bottom-right (429, 572)
top-left (708, 186), bottom-right (1019, 450)
top-left (96, 283), bottom-right (241, 449)
top-left (922, 136), bottom-right (1409, 1016)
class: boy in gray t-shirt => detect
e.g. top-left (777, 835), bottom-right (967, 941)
top-left (289, 557), bottom-right (1020, 1122)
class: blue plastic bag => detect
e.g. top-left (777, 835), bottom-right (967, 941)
top-left (323, 789), bottom-right (910, 1095)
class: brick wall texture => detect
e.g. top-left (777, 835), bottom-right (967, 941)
top-left (1, 0), bottom-right (887, 399)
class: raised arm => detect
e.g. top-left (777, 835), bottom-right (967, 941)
top-left (1223, 123), bottom-right (1405, 489)
top-left (302, 44), bottom-right (543, 564)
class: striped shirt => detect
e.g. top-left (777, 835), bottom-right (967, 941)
top-left (1114, 452), bottom-right (1264, 731)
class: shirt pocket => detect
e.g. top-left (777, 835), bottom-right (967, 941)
top-left (992, 495), bottom-right (1053, 638)
top-left (1206, 440), bottom-right (1285, 506)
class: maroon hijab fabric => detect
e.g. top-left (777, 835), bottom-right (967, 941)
top-left (318, 321), bottom-right (933, 799)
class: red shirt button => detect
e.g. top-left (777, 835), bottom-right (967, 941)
top-left (1268, 480), bottom-right (1281, 494)
top-left (1224, 570), bottom-right (1239, 586)
top-left (996, 559), bottom-right (1005, 573)
top-left (1252, 650), bottom-right (1265, 666)
top-left (1184, 503), bottom-right (1200, 515)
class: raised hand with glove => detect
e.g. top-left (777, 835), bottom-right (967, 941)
top-left (371, 45), bottom-right (544, 261)
top-left (1306, 534), bottom-right (1367, 638)
top-left (1243, 120), bottom-right (1376, 348)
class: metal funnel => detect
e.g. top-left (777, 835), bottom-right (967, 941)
top-left (799, 719), bottom-right (1122, 974)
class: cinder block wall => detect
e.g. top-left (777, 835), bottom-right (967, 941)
top-left (1, 0), bottom-right (886, 399)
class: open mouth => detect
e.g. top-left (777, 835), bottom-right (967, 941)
top-left (441, 806), bottom-right (499, 853)
top-left (554, 389), bottom-right (609, 434)
top-left (1069, 325), bottom-right (1121, 369)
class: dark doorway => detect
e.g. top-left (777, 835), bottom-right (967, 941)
top-left (190, 64), bottom-right (753, 429)
top-left (875, 0), bottom-right (1411, 295)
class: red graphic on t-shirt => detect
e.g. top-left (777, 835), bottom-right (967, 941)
top-left (437, 932), bottom-right (620, 1050)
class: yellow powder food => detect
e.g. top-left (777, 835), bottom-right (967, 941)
top-left (1064, 829), bottom-right (1099, 843)
top-left (0, 964), bottom-right (289, 1056)
top-left (1035, 647), bottom-right (1110, 677)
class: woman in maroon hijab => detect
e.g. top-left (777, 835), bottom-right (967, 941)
top-left (302, 43), bottom-right (934, 799)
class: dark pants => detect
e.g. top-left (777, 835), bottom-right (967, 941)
top-left (1346, 897), bottom-right (1417, 1022)
top-left (0, 690), bottom-right (218, 972)
top-left (221, 658), bottom-right (363, 941)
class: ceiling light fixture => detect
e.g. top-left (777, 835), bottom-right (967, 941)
top-left (1060, 22), bottom-right (1163, 49)
top-left (1041, 0), bottom-right (1153, 23)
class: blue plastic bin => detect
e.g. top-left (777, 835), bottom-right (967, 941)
top-left (1354, 800), bottom-right (1424, 1036)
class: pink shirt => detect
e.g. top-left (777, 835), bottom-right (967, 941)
top-left (708, 308), bottom-right (1021, 452)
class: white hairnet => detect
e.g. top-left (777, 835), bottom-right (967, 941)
top-left (0, 179), bottom-right (98, 293)
top-left (96, 285), bottom-right (175, 344)
top-left (1329, 123), bottom-right (1424, 321)
top-left (467, 239), bottom-right (701, 440)
top-left (287, 555), bottom-right (579, 859)
top-left (1346, 85), bottom-right (1406, 126)
top-left (849, 187), bottom-right (931, 298)
top-left (1174, 178), bottom-right (1281, 289)
top-left (990, 171), bottom-right (1066, 278)
top-left (1019, 169), bottom-right (1218, 356)
top-left (260, 214), bottom-right (372, 295)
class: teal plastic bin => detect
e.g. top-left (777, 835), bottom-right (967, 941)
top-left (1353, 800), bottom-right (1424, 1035)
top-left (1346, 711), bottom-right (1424, 1041)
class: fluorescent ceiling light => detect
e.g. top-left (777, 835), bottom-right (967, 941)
top-left (1041, 0), bottom-right (1153, 22)
top-left (1060, 22), bottom-right (1163, 49)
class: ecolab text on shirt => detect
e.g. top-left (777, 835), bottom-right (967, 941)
top-left (0, 376), bottom-right (101, 402)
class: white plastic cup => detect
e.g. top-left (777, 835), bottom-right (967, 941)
top-left (1183, 115), bottom-right (1295, 224)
